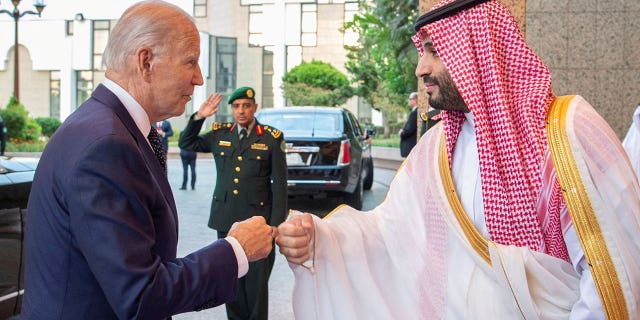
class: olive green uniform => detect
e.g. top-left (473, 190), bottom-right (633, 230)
top-left (179, 115), bottom-right (287, 231)
top-left (179, 114), bottom-right (287, 320)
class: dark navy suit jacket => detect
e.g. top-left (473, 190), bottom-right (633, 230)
top-left (22, 85), bottom-right (238, 319)
top-left (399, 107), bottom-right (418, 157)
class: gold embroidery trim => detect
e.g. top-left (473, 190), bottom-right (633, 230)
top-left (490, 242), bottom-right (527, 319)
top-left (438, 134), bottom-right (491, 265)
top-left (547, 95), bottom-right (627, 320)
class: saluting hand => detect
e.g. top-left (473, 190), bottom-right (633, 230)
top-left (228, 216), bottom-right (274, 262)
top-left (275, 213), bottom-right (314, 264)
top-left (196, 93), bottom-right (222, 119)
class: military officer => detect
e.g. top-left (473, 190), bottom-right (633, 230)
top-left (179, 87), bottom-right (287, 320)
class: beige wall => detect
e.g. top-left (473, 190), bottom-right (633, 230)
top-left (1, 45), bottom-right (50, 117)
top-left (418, 0), bottom-right (640, 138)
top-left (527, 0), bottom-right (640, 138)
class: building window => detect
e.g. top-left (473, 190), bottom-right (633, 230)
top-left (301, 4), bottom-right (317, 47)
top-left (262, 47), bottom-right (274, 109)
top-left (50, 71), bottom-right (60, 119)
top-left (286, 45), bottom-right (302, 72)
top-left (215, 37), bottom-right (237, 121)
top-left (194, 0), bottom-right (207, 17)
top-left (343, 1), bottom-right (359, 47)
top-left (66, 20), bottom-right (74, 36)
top-left (93, 20), bottom-right (111, 71)
top-left (76, 71), bottom-right (94, 109)
top-left (248, 5), bottom-right (264, 47)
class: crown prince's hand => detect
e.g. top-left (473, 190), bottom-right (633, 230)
top-left (275, 213), bottom-right (314, 264)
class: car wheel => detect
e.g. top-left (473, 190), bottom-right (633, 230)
top-left (363, 157), bottom-right (374, 190)
top-left (344, 171), bottom-right (364, 210)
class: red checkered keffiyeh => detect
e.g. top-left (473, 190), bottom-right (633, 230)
top-left (413, 0), bottom-right (569, 260)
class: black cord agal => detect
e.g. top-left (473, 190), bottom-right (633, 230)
top-left (413, 0), bottom-right (491, 32)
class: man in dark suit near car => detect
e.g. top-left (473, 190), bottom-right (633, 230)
top-left (399, 92), bottom-right (419, 157)
top-left (179, 86), bottom-right (287, 320)
top-left (21, 2), bottom-right (274, 319)
top-left (153, 119), bottom-right (174, 157)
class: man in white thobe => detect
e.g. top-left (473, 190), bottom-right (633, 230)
top-left (275, 0), bottom-right (640, 319)
top-left (622, 105), bottom-right (640, 180)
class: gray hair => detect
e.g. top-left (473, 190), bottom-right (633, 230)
top-left (102, 0), bottom-right (195, 72)
top-left (409, 92), bottom-right (418, 100)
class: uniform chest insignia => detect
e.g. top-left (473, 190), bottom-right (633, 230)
top-left (419, 112), bottom-right (429, 121)
top-left (213, 122), bottom-right (233, 131)
top-left (251, 143), bottom-right (269, 151)
top-left (219, 140), bottom-right (232, 147)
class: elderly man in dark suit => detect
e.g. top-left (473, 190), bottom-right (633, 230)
top-left (180, 86), bottom-right (287, 320)
top-left (22, 1), bottom-right (274, 319)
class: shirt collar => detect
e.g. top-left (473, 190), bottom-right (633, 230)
top-left (238, 120), bottom-right (256, 137)
top-left (102, 78), bottom-right (151, 142)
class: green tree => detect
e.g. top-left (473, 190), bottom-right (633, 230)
top-left (344, 0), bottom-right (419, 137)
top-left (282, 60), bottom-right (353, 106)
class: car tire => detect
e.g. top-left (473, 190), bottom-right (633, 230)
top-left (344, 171), bottom-right (364, 210)
top-left (363, 157), bottom-right (374, 191)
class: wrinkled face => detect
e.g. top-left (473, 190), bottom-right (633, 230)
top-left (148, 24), bottom-right (203, 120)
top-left (415, 35), bottom-right (468, 113)
top-left (231, 98), bottom-right (258, 127)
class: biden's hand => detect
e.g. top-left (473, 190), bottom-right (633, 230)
top-left (228, 216), bottom-right (273, 262)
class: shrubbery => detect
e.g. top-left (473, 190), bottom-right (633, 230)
top-left (282, 60), bottom-right (353, 106)
top-left (1, 97), bottom-right (29, 140)
top-left (0, 96), bottom-right (61, 152)
top-left (35, 117), bottom-right (62, 138)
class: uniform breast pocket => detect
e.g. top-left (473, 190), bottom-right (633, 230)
top-left (213, 145), bottom-right (232, 163)
top-left (247, 150), bottom-right (269, 176)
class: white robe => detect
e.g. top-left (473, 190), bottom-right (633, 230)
top-left (288, 96), bottom-right (640, 319)
top-left (622, 105), bottom-right (640, 180)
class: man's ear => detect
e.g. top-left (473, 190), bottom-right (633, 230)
top-left (136, 46), bottom-right (153, 81)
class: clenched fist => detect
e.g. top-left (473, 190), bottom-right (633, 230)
top-left (228, 216), bottom-right (274, 262)
top-left (275, 213), bottom-right (314, 264)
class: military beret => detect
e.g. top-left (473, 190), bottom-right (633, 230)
top-left (228, 86), bottom-right (256, 104)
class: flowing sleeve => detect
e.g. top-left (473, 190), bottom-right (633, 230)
top-left (288, 127), bottom-right (449, 320)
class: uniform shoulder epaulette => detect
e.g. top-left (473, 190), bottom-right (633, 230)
top-left (212, 122), bottom-right (233, 131)
top-left (262, 125), bottom-right (282, 139)
top-left (419, 112), bottom-right (429, 121)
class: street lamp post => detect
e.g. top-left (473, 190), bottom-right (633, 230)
top-left (0, 0), bottom-right (46, 102)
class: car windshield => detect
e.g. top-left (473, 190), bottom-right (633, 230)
top-left (258, 112), bottom-right (342, 136)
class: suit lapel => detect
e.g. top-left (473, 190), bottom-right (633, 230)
top-left (91, 85), bottom-right (178, 220)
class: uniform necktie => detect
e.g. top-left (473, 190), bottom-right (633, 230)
top-left (148, 127), bottom-right (167, 172)
top-left (239, 128), bottom-right (248, 141)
